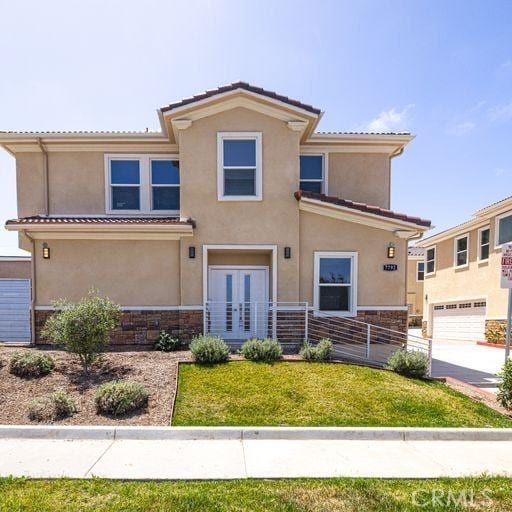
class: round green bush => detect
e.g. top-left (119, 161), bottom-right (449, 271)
top-left (189, 335), bottom-right (230, 364)
top-left (240, 338), bottom-right (283, 362)
top-left (300, 339), bottom-right (332, 361)
top-left (9, 351), bottom-right (55, 378)
top-left (95, 381), bottom-right (149, 416)
top-left (28, 390), bottom-right (78, 422)
top-left (386, 349), bottom-right (429, 379)
top-left (154, 331), bottom-right (181, 352)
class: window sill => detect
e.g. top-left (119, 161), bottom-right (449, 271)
top-left (105, 210), bottom-right (180, 216)
top-left (454, 264), bottom-right (469, 271)
top-left (313, 310), bottom-right (356, 318)
top-left (478, 259), bottom-right (489, 266)
top-left (218, 196), bottom-right (262, 202)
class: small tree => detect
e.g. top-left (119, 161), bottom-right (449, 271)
top-left (42, 290), bottom-right (121, 373)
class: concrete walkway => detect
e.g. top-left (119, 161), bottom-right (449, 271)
top-left (1, 427), bottom-right (512, 479)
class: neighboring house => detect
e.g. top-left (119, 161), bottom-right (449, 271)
top-left (0, 249), bottom-right (31, 343)
top-left (407, 247), bottom-right (424, 326)
top-left (417, 195), bottom-right (512, 343)
top-left (0, 82), bottom-right (430, 345)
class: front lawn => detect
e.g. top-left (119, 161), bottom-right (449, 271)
top-left (173, 361), bottom-right (511, 427)
top-left (2, 477), bottom-right (512, 511)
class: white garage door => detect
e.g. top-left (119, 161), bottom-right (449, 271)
top-left (0, 279), bottom-right (31, 343)
top-left (432, 300), bottom-right (486, 342)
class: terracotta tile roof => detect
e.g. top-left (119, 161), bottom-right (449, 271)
top-left (408, 247), bottom-right (425, 257)
top-left (6, 216), bottom-right (195, 227)
top-left (314, 131), bottom-right (411, 136)
top-left (160, 81), bottom-right (322, 115)
top-left (294, 190), bottom-right (431, 228)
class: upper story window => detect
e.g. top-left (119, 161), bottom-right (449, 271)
top-left (217, 132), bottom-right (262, 201)
top-left (478, 226), bottom-right (490, 261)
top-left (454, 234), bottom-right (469, 268)
top-left (106, 155), bottom-right (179, 214)
top-left (425, 246), bottom-right (436, 275)
top-left (496, 211), bottom-right (512, 247)
top-left (416, 261), bottom-right (425, 281)
top-left (300, 155), bottom-right (325, 193)
top-left (314, 251), bottom-right (357, 316)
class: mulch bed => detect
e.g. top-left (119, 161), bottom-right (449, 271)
top-left (0, 346), bottom-right (192, 426)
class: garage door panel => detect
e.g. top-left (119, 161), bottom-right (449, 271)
top-left (0, 279), bottom-right (31, 343)
top-left (432, 302), bottom-right (486, 342)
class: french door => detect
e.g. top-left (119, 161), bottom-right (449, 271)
top-left (208, 267), bottom-right (268, 340)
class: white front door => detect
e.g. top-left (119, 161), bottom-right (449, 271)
top-left (208, 267), bottom-right (268, 340)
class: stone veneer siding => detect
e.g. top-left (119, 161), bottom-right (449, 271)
top-left (35, 309), bottom-right (203, 346)
top-left (485, 318), bottom-right (507, 344)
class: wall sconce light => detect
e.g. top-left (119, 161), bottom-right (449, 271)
top-left (284, 247), bottom-right (291, 259)
top-left (387, 243), bottom-right (395, 259)
top-left (188, 246), bottom-right (196, 259)
top-left (42, 243), bottom-right (50, 259)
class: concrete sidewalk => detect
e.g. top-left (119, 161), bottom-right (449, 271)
top-left (1, 427), bottom-right (512, 479)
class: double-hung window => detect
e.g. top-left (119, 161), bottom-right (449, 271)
top-left (496, 212), bottom-right (512, 247)
top-left (217, 132), bottom-right (262, 200)
top-left (106, 155), bottom-right (179, 214)
top-left (454, 234), bottom-right (469, 268)
top-left (314, 252), bottom-right (357, 316)
top-left (416, 261), bottom-right (425, 281)
top-left (300, 155), bottom-right (325, 193)
top-left (425, 246), bottom-right (436, 275)
top-left (478, 227), bottom-right (490, 261)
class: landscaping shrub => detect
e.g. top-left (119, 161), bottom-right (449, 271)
top-left (41, 290), bottom-right (122, 373)
top-left (498, 359), bottom-right (512, 409)
top-left (189, 335), bottom-right (230, 364)
top-left (240, 338), bottom-right (283, 362)
top-left (9, 351), bottom-right (55, 378)
top-left (95, 380), bottom-right (149, 416)
top-left (386, 349), bottom-right (429, 378)
top-left (300, 339), bottom-right (332, 361)
top-left (28, 390), bottom-right (78, 422)
top-left (154, 331), bottom-right (181, 352)
top-left (486, 324), bottom-right (506, 344)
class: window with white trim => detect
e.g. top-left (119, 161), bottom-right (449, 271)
top-left (425, 246), bottom-right (436, 275)
top-left (217, 132), bottom-right (262, 200)
top-left (454, 234), bottom-right (469, 267)
top-left (106, 155), bottom-right (179, 214)
top-left (478, 227), bottom-right (490, 261)
top-left (496, 212), bottom-right (512, 247)
top-left (300, 155), bottom-right (324, 193)
top-left (314, 252), bottom-right (357, 316)
top-left (416, 261), bottom-right (425, 281)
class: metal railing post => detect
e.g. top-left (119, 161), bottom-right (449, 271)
top-left (203, 302), bottom-right (207, 335)
top-left (272, 301), bottom-right (277, 340)
top-left (304, 302), bottom-right (309, 341)
top-left (428, 338), bottom-right (433, 376)
top-left (366, 324), bottom-right (371, 359)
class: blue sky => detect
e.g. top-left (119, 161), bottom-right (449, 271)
top-left (0, 0), bottom-right (511, 250)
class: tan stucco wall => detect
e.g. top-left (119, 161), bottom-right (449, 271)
top-left (34, 239), bottom-right (180, 306)
top-left (179, 107), bottom-right (301, 305)
top-left (407, 258), bottom-right (423, 316)
top-left (423, 219), bottom-right (508, 334)
top-left (0, 260), bottom-right (31, 279)
top-left (327, 153), bottom-right (390, 209)
top-left (299, 211), bottom-right (407, 306)
top-left (16, 153), bottom-right (46, 218)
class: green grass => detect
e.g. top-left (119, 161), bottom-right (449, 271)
top-left (2, 477), bottom-right (512, 511)
top-left (172, 361), bottom-right (511, 427)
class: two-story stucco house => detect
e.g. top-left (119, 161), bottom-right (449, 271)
top-left (0, 82), bottom-right (431, 345)
top-left (417, 195), bottom-right (512, 343)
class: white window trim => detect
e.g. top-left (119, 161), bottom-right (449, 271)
top-left (416, 260), bottom-right (425, 282)
top-left (453, 233), bottom-right (469, 269)
top-left (217, 132), bottom-right (262, 201)
top-left (494, 210), bottom-right (512, 249)
top-left (313, 251), bottom-right (358, 317)
top-left (299, 153), bottom-right (328, 194)
top-left (478, 225), bottom-right (490, 262)
top-left (104, 154), bottom-right (180, 215)
top-left (425, 245), bottom-right (436, 276)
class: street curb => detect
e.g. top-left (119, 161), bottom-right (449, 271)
top-left (1, 425), bottom-right (512, 441)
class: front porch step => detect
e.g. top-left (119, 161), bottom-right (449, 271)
top-left (226, 341), bottom-right (301, 355)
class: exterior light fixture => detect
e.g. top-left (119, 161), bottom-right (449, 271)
top-left (387, 243), bottom-right (395, 259)
top-left (188, 246), bottom-right (196, 259)
top-left (284, 247), bottom-right (291, 259)
top-left (42, 243), bottom-right (50, 259)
